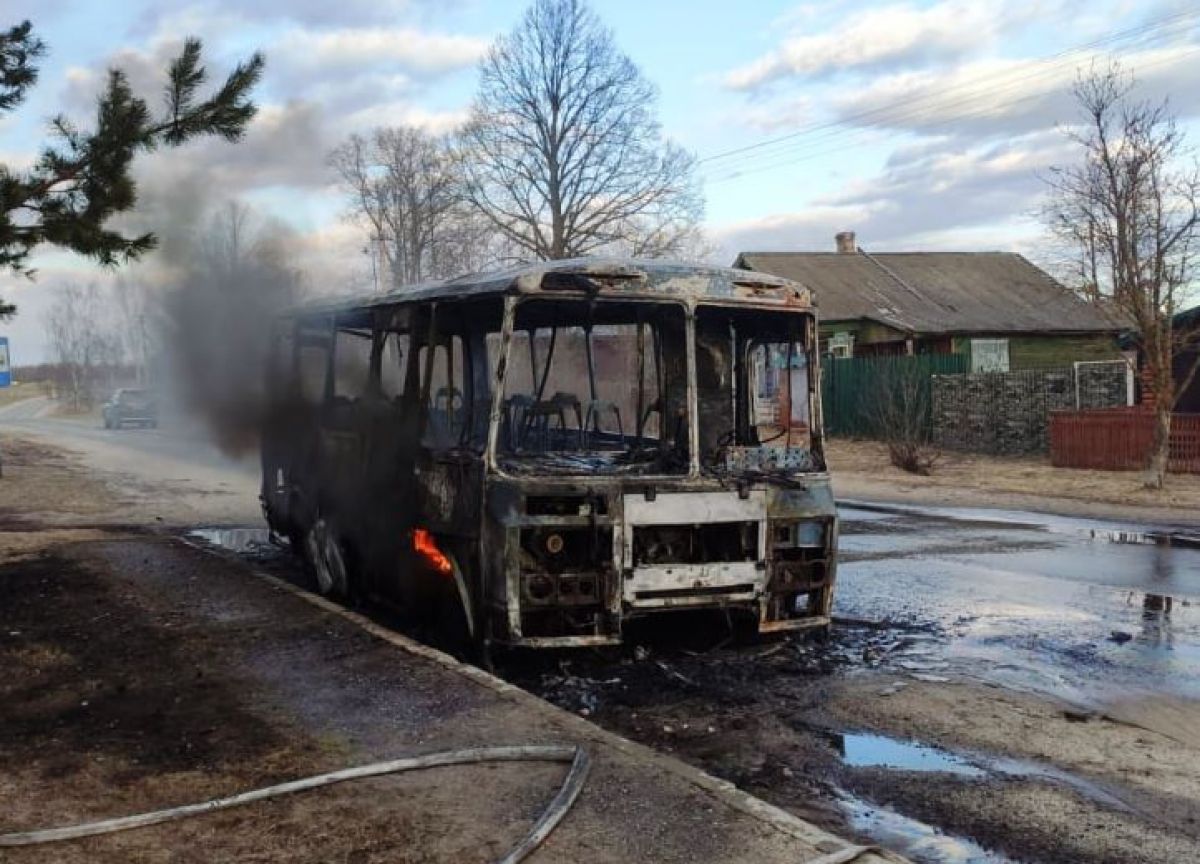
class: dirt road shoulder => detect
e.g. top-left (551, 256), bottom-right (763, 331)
top-left (827, 439), bottom-right (1200, 527)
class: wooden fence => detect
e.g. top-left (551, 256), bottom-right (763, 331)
top-left (1049, 409), bottom-right (1200, 473)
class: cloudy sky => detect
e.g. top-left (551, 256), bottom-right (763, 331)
top-left (2, 0), bottom-right (1198, 362)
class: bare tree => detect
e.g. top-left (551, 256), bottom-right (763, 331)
top-left (112, 275), bottom-right (155, 385)
top-left (41, 282), bottom-right (121, 409)
top-left (864, 359), bottom-right (940, 476)
top-left (329, 127), bottom-right (489, 286)
top-left (1045, 64), bottom-right (1200, 489)
top-left (459, 0), bottom-right (702, 261)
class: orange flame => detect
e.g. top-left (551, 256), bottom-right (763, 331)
top-left (413, 528), bottom-right (453, 577)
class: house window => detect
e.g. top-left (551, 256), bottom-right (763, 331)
top-left (827, 332), bottom-right (854, 358)
top-left (970, 338), bottom-right (1010, 372)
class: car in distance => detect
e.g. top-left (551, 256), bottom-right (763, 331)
top-left (102, 388), bottom-right (158, 429)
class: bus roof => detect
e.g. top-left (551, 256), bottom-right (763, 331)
top-left (286, 257), bottom-right (814, 319)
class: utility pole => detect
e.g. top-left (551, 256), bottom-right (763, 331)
top-left (365, 233), bottom-right (388, 294)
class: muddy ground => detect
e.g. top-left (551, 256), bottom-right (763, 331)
top-left (494, 504), bottom-right (1200, 863)
top-left (500, 632), bottom-right (1200, 864)
top-left (0, 542), bottom-right (533, 863)
top-left (0, 437), bottom-right (552, 863)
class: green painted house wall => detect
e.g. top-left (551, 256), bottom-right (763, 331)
top-left (1005, 334), bottom-right (1122, 369)
top-left (818, 319), bottom-right (905, 344)
top-left (819, 321), bottom-right (1121, 369)
top-left (949, 333), bottom-right (1122, 369)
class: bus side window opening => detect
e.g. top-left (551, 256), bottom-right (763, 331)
top-left (379, 331), bottom-right (409, 401)
top-left (420, 335), bottom-right (466, 447)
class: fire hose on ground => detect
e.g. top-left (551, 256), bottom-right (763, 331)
top-left (0, 744), bottom-right (590, 864)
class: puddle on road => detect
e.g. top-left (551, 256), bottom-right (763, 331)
top-left (834, 732), bottom-right (1137, 862)
top-left (840, 793), bottom-right (1021, 864)
top-left (839, 733), bottom-right (986, 777)
top-left (836, 731), bottom-right (1134, 814)
top-left (189, 527), bottom-right (274, 554)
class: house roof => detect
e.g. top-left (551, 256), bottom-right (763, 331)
top-left (733, 250), bottom-right (1121, 336)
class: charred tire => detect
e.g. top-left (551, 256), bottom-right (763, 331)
top-left (304, 518), bottom-right (350, 598)
top-left (286, 526), bottom-right (306, 558)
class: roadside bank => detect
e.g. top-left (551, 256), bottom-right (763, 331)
top-left (827, 438), bottom-right (1200, 528)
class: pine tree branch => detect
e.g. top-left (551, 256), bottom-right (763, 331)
top-left (0, 28), bottom-right (265, 296)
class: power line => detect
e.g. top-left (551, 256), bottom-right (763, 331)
top-left (701, 7), bottom-right (1197, 167)
top-left (700, 8), bottom-right (1199, 174)
top-left (703, 43), bottom-right (1200, 186)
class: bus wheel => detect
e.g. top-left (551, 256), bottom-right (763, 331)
top-left (305, 518), bottom-right (349, 597)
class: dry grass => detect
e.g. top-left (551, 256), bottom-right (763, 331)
top-left (0, 436), bottom-right (121, 529)
top-left (0, 382), bottom-right (44, 407)
top-left (826, 437), bottom-right (1200, 524)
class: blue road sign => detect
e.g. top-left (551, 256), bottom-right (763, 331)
top-left (0, 337), bottom-right (11, 387)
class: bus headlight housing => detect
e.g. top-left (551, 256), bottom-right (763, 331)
top-left (771, 519), bottom-right (827, 549)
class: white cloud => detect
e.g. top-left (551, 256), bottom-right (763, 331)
top-left (341, 102), bottom-right (469, 136)
top-left (291, 221), bottom-right (376, 295)
top-left (740, 96), bottom-right (815, 132)
top-left (712, 129), bottom-right (1074, 258)
top-left (725, 0), bottom-right (1051, 90)
top-left (0, 148), bottom-right (35, 172)
top-left (713, 203), bottom-right (882, 258)
top-left (275, 27), bottom-right (488, 77)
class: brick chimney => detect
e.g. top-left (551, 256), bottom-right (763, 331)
top-left (835, 231), bottom-right (856, 254)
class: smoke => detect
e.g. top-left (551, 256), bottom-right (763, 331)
top-left (160, 201), bottom-right (306, 455)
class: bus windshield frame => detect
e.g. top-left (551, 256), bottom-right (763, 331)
top-left (487, 296), bottom-right (824, 481)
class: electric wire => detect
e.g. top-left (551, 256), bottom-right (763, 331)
top-left (705, 44), bottom-right (1200, 185)
top-left (700, 9), bottom-right (1200, 184)
top-left (701, 8), bottom-right (1199, 170)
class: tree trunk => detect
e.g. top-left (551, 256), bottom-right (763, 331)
top-left (1143, 335), bottom-right (1175, 489)
top-left (1146, 404), bottom-right (1171, 489)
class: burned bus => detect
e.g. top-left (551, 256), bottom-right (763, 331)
top-left (261, 259), bottom-right (838, 649)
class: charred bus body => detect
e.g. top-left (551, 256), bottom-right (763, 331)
top-left (261, 259), bottom-right (837, 649)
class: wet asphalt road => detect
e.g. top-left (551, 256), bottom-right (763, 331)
top-left (835, 505), bottom-right (1200, 707)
